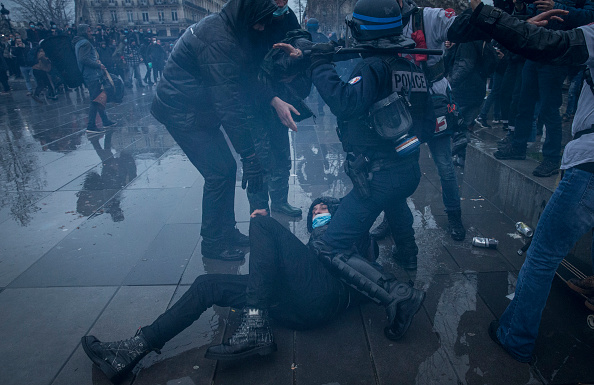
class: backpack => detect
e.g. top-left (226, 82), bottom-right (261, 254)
top-left (40, 35), bottom-right (84, 88)
top-left (476, 41), bottom-right (498, 79)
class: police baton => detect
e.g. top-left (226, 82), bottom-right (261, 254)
top-left (302, 46), bottom-right (443, 62)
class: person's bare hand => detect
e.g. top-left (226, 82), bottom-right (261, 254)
top-left (271, 96), bottom-right (299, 131)
top-left (527, 9), bottom-right (568, 26)
top-left (251, 209), bottom-right (269, 218)
top-left (470, 0), bottom-right (482, 10)
top-left (534, 0), bottom-right (554, 12)
top-left (496, 49), bottom-right (504, 60)
top-left (272, 42), bottom-right (302, 59)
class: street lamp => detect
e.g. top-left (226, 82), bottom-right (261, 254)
top-left (0, 3), bottom-right (12, 34)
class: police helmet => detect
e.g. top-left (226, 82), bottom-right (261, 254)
top-left (347, 0), bottom-right (403, 42)
top-left (306, 18), bottom-right (319, 32)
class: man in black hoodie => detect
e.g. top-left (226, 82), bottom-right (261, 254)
top-left (151, 0), bottom-right (298, 261)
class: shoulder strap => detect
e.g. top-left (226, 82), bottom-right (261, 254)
top-left (584, 67), bottom-right (594, 96)
top-left (412, 8), bottom-right (424, 34)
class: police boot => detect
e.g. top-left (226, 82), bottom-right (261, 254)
top-left (447, 210), bottom-right (466, 241)
top-left (370, 216), bottom-right (391, 240)
top-left (205, 308), bottom-right (277, 361)
top-left (391, 239), bottom-right (419, 270)
top-left (81, 329), bottom-right (157, 383)
top-left (269, 178), bottom-right (302, 217)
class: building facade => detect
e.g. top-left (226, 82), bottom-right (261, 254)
top-left (77, 0), bottom-right (226, 38)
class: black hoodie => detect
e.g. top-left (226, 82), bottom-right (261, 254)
top-left (151, 0), bottom-right (277, 158)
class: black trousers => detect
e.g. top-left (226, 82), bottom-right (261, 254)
top-left (86, 80), bottom-right (109, 129)
top-left (141, 216), bottom-right (353, 349)
top-left (247, 113), bottom-right (292, 211)
top-left (33, 69), bottom-right (54, 97)
top-left (0, 69), bottom-right (9, 91)
top-left (164, 125), bottom-right (237, 247)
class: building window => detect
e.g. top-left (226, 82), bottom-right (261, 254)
top-left (171, 10), bottom-right (178, 21)
top-left (127, 10), bottom-right (133, 22)
top-left (158, 11), bottom-right (165, 21)
top-left (111, 10), bottom-right (118, 22)
top-left (108, 0), bottom-right (115, 4)
top-left (125, 0), bottom-right (131, 3)
top-left (96, 12), bottom-right (103, 23)
top-left (142, 12), bottom-right (149, 22)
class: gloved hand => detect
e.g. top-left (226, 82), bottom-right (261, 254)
top-left (309, 42), bottom-right (336, 70)
top-left (241, 154), bottom-right (263, 194)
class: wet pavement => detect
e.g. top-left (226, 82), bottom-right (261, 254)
top-left (0, 82), bottom-right (592, 385)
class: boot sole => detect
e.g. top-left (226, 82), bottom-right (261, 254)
top-left (81, 336), bottom-right (120, 382)
top-left (532, 169), bottom-right (559, 178)
top-left (384, 290), bottom-right (425, 341)
top-left (567, 280), bottom-right (594, 297)
top-left (204, 342), bottom-right (277, 361)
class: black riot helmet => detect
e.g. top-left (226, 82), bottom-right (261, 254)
top-left (346, 0), bottom-right (403, 42)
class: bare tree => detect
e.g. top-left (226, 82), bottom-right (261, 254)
top-left (11, 0), bottom-right (72, 26)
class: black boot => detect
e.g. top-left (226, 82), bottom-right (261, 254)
top-left (271, 201), bottom-right (302, 217)
top-left (202, 242), bottom-right (245, 261)
top-left (384, 284), bottom-right (426, 341)
top-left (81, 329), bottom-right (156, 383)
top-left (205, 308), bottom-right (277, 361)
top-left (225, 227), bottom-right (250, 247)
top-left (370, 217), bottom-right (390, 240)
top-left (391, 240), bottom-right (418, 270)
top-left (447, 210), bottom-right (466, 241)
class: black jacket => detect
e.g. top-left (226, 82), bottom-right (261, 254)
top-left (447, 4), bottom-right (589, 65)
top-left (449, 40), bottom-right (487, 101)
top-left (150, 0), bottom-right (276, 158)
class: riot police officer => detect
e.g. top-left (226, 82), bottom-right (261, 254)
top-left (277, 0), bottom-right (433, 340)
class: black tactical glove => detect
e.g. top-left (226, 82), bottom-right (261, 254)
top-left (241, 154), bottom-right (263, 194)
top-left (309, 42), bottom-right (336, 70)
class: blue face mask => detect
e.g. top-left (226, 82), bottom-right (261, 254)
top-left (273, 5), bottom-right (289, 17)
top-left (312, 213), bottom-right (331, 229)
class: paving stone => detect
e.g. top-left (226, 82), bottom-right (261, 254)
top-left (0, 286), bottom-right (116, 385)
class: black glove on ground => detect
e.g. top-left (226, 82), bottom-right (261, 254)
top-left (241, 155), bottom-right (263, 194)
top-left (309, 42), bottom-right (336, 70)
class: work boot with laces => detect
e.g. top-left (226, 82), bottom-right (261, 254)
top-left (81, 329), bottom-right (157, 383)
top-left (532, 159), bottom-right (559, 177)
top-left (205, 308), bottom-right (277, 361)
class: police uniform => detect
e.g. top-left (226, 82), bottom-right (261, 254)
top-left (307, 0), bottom-right (428, 342)
top-left (311, 55), bottom-right (423, 252)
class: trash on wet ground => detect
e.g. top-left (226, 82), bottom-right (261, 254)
top-left (506, 293), bottom-right (515, 300)
top-left (472, 237), bottom-right (498, 249)
top-left (515, 222), bottom-right (534, 237)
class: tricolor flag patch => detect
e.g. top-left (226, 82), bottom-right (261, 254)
top-left (348, 76), bottom-right (362, 85)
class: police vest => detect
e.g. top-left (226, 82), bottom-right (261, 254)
top-left (337, 55), bottom-right (433, 154)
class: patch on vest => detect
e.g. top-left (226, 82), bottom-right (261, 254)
top-left (392, 70), bottom-right (427, 92)
top-left (435, 116), bottom-right (448, 133)
top-left (348, 76), bottom-right (362, 85)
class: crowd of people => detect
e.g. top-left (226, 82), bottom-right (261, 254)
top-left (1, 0), bottom-right (592, 383)
top-left (0, 22), bottom-right (173, 98)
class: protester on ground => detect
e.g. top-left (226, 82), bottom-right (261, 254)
top-left (80, 199), bottom-right (392, 383)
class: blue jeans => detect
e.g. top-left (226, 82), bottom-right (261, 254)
top-left (20, 66), bottom-right (33, 92)
top-left (496, 168), bottom-right (594, 361)
top-left (427, 135), bottom-right (461, 212)
top-left (566, 71), bottom-right (583, 116)
top-left (322, 158), bottom-right (421, 250)
top-left (512, 60), bottom-right (565, 162)
top-left (479, 71), bottom-right (504, 121)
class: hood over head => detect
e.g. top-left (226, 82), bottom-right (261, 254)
top-left (221, 0), bottom-right (277, 33)
top-left (307, 196), bottom-right (340, 233)
top-left (77, 24), bottom-right (90, 38)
